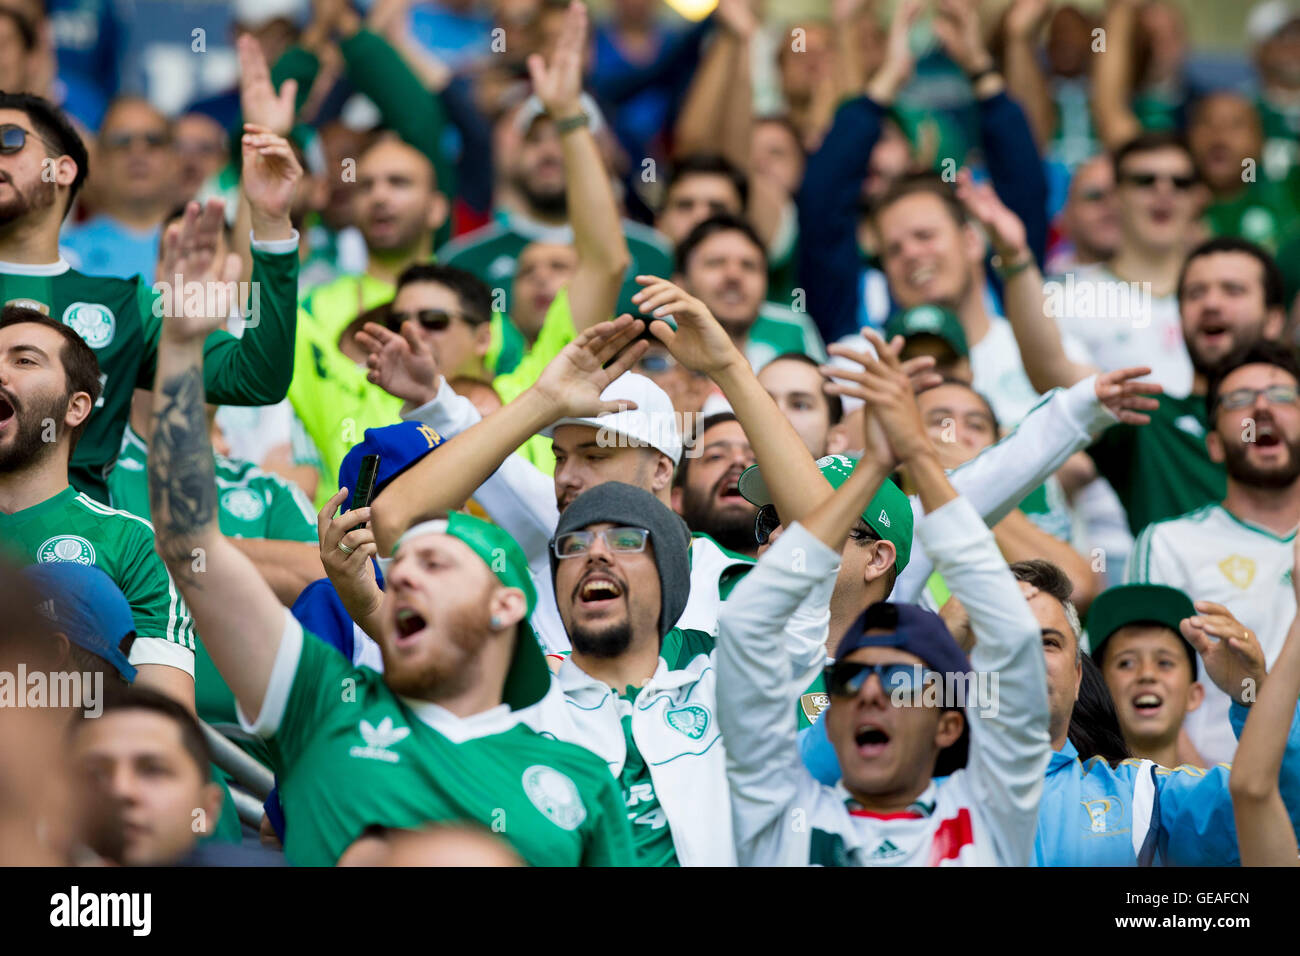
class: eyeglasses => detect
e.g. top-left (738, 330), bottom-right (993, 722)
top-left (552, 526), bottom-right (650, 559)
top-left (387, 308), bottom-right (479, 333)
top-left (1216, 385), bottom-right (1300, 411)
top-left (0, 124), bottom-right (58, 155)
top-left (824, 660), bottom-right (937, 699)
top-left (1118, 171), bottom-right (1197, 192)
top-left (102, 130), bottom-right (170, 152)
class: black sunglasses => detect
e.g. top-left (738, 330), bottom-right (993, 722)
top-left (824, 660), bottom-right (937, 699)
top-left (0, 124), bottom-right (57, 156)
top-left (388, 308), bottom-right (478, 333)
top-left (1119, 171), bottom-right (1197, 192)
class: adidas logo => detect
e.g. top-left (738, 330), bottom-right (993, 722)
top-left (349, 717), bottom-right (411, 763)
top-left (878, 510), bottom-right (891, 528)
top-left (869, 839), bottom-right (904, 860)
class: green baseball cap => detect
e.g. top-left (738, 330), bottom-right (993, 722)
top-left (737, 454), bottom-right (914, 572)
top-left (1087, 583), bottom-right (1199, 675)
top-left (393, 513), bottom-right (551, 710)
top-left (884, 306), bottom-right (969, 359)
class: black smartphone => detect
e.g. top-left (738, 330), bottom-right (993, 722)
top-left (350, 454), bottom-right (381, 528)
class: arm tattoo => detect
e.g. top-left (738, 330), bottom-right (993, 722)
top-left (148, 366), bottom-right (217, 581)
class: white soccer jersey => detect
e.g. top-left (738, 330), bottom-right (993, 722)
top-left (717, 497), bottom-right (1050, 867)
top-left (1052, 263), bottom-right (1192, 399)
top-left (1128, 504), bottom-right (1297, 764)
top-left (969, 316), bottom-right (1092, 425)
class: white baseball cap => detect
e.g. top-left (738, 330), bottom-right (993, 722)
top-left (1248, 0), bottom-right (1300, 44)
top-left (234, 0), bottom-right (307, 28)
top-left (542, 373), bottom-right (683, 465)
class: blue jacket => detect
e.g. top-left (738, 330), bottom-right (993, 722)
top-left (799, 701), bottom-right (1300, 865)
top-left (796, 92), bottom-right (1048, 344)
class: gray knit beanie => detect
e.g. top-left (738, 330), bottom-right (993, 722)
top-left (550, 482), bottom-right (692, 638)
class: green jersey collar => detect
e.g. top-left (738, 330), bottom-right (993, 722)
top-left (1217, 503), bottom-right (1299, 543)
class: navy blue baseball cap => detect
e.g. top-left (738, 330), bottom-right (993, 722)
top-left (834, 602), bottom-right (971, 678)
top-left (22, 564), bottom-right (137, 681)
top-left (338, 421), bottom-right (449, 505)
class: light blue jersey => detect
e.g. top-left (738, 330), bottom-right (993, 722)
top-left (799, 700), bottom-right (1300, 865)
top-left (61, 216), bottom-right (160, 283)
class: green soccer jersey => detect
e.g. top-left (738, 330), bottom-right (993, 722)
top-left (1087, 391), bottom-right (1226, 537)
top-left (1203, 180), bottom-right (1300, 252)
top-left (0, 486), bottom-right (195, 671)
top-left (108, 425), bottom-right (318, 737)
top-left (617, 686), bottom-right (679, 867)
top-left (108, 426), bottom-right (317, 542)
top-left (253, 616), bottom-right (635, 866)
top-left (437, 211), bottom-right (675, 319)
top-left (0, 245), bottom-right (299, 503)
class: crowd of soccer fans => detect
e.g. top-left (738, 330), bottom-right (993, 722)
top-left (3, 0), bottom-right (1300, 867)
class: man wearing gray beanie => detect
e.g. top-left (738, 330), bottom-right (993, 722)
top-left (548, 482), bottom-right (692, 645)
top-left (522, 479), bottom-right (824, 867)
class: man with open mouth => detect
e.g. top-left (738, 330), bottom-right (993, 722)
top-left (145, 252), bottom-right (635, 868)
top-left (716, 334), bottom-right (1050, 866)
top-left (1129, 340), bottom-right (1300, 764)
top-left (0, 80), bottom-right (302, 505)
top-left (0, 304), bottom-right (197, 710)
top-left (518, 473), bottom-right (842, 866)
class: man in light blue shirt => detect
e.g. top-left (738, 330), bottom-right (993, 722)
top-left (61, 97), bottom-right (173, 281)
top-left (800, 558), bottom-right (1300, 865)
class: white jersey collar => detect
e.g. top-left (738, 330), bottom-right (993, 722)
top-left (399, 697), bottom-right (522, 743)
top-left (0, 258), bottom-right (71, 276)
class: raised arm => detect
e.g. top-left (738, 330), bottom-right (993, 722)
top-left (1150, 601), bottom-right (1271, 866)
top-left (369, 317), bottom-right (649, 554)
top-left (529, 1), bottom-right (629, 334)
top-left (935, 0), bottom-right (1048, 265)
top-left (1090, 0), bottom-right (1143, 151)
top-left (1231, 573), bottom-right (1300, 866)
top-left (955, 169), bottom-right (1094, 392)
top-left (796, 0), bottom-right (920, 345)
top-left (846, 327), bottom-right (1049, 863)
top-left (184, 123), bottom-right (302, 408)
top-left (631, 276), bottom-right (829, 526)
top-left (335, 8), bottom-right (455, 208)
top-left (998, 0), bottom-right (1057, 151)
top-left (715, 407), bottom-right (894, 866)
top-left (147, 211), bottom-right (292, 723)
top-left (673, 0), bottom-right (754, 171)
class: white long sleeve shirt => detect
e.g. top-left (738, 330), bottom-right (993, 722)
top-left (715, 497), bottom-right (1050, 866)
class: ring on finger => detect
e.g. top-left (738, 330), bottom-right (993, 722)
top-left (338, 542), bottom-right (356, 556)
